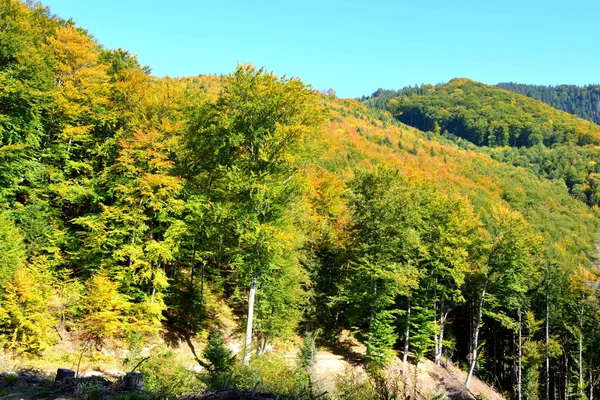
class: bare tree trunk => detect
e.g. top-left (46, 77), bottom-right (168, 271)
top-left (466, 275), bottom-right (490, 388)
top-left (256, 333), bottom-right (267, 356)
top-left (433, 279), bottom-right (439, 365)
top-left (518, 309), bottom-right (522, 400)
top-left (580, 303), bottom-right (584, 398)
top-left (199, 259), bottom-right (205, 308)
top-left (244, 269), bottom-right (258, 366)
top-left (369, 280), bottom-right (378, 333)
top-left (413, 361), bottom-right (419, 400)
top-left (190, 237), bottom-right (197, 286)
top-left (436, 307), bottom-right (448, 366)
top-left (565, 353), bottom-right (569, 400)
top-left (590, 358), bottom-right (594, 400)
top-left (546, 279), bottom-right (550, 400)
top-left (403, 297), bottom-right (411, 366)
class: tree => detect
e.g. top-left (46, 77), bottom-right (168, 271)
top-left (183, 64), bottom-right (324, 364)
top-left (0, 257), bottom-right (57, 354)
top-left (346, 168), bottom-right (422, 368)
top-left (465, 205), bottom-right (541, 388)
top-left (0, 213), bottom-right (25, 287)
top-left (80, 273), bottom-right (132, 348)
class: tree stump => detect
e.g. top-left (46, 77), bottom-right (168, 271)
top-left (55, 368), bottom-right (75, 382)
top-left (125, 372), bottom-right (143, 390)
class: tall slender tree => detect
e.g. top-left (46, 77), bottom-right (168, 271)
top-left (183, 64), bottom-right (323, 364)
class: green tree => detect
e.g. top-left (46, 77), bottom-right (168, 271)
top-left (0, 213), bottom-right (25, 287)
top-left (183, 64), bottom-right (324, 364)
top-left (465, 205), bottom-right (541, 388)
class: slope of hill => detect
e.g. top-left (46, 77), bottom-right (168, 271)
top-left (363, 78), bottom-right (600, 147)
top-left (1, 2), bottom-right (599, 400)
top-left (363, 79), bottom-right (600, 208)
top-left (497, 82), bottom-right (600, 125)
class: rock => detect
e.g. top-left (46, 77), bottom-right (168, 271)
top-left (55, 368), bottom-right (75, 382)
top-left (125, 372), bottom-right (143, 390)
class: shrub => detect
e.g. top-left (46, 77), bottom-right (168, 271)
top-left (334, 367), bottom-right (377, 400)
top-left (139, 349), bottom-right (203, 399)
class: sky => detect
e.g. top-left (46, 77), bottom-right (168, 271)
top-left (42, 0), bottom-right (600, 98)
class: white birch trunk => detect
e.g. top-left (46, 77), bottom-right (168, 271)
top-left (546, 281), bottom-right (550, 400)
top-left (589, 360), bottom-right (594, 400)
top-left (436, 308), bottom-right (448, 366)
top-left (518, 309), bottom-right (522, 400)
top-left (466, 275), bottom-right (490, 388)
top-left (244, 270), bottom-right (258, 366)
top-left (580, 303), bottom-right (584, 398)
top-left (403, 298), bottom-right (411, 366)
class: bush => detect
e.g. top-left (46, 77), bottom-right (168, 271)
top-left (209, 355), bottom-right (308, 398)
top-left (334, 364), bottom-right (409, 400)
top-left (334, 368), bottom-right (377, 400)
top-left (139, 349), bottom-right (203, 399)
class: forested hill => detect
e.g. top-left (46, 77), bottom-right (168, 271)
top-left (1, 1), bottom-right (600, 399)
top-left (497, 82), bottom-right (600, 125)
top-left (363, 78), bottom-right (600, 147)
top-left (364, 79), bottom-right (600, 208)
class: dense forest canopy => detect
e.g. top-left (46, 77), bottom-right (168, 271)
top-left (1, 1), bottom-right (600, 399)
top-left (497, 82), bottom-right (600, 125)
top-left (363, 79), bottom-right (600, 147)
top-left (364, 79), bottom-right (600, 209)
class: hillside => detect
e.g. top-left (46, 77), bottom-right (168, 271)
top-left (497, 82), bottom-right (600, 125)
top-left (364, 79), bottom-right (600, 208)
top-left (363, 78), bottom-right (600, 147)
top-left (1, 1), bottom-right (600, 400)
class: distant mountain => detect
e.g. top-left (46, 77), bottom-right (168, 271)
top-left (497, 82), bottom-right (600, 125)
top-left (363, 79), bottom-right (600, 208)
top-left (363, 78), bottom-right (600, 147)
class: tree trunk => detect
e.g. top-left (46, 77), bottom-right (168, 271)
top-left (190, 237), bottom-right (197, 286)
top-left (518, 309), bottom-right (522, 400)
top-left (564, 352), bottom-right (569, 400)
top-left (403, 297), bottom-right (411, 367)
top-left (579, 303), bottom-right (584, 398)
top-left (436, 308), bottom-right (448, 366)
top-left (369, 280), bottom-right (378, 334)
top-left (546, 279), bottom-right (550, 400)
top-left (589, 358), bottom-right (594, 400)
top-left (466, 275), bottom-right (490, 388)
top-left (199, 259), bottom-right (205, 308)
top-left (244, 269), bottom-right (258, 366)
top-left (433, 279), bottom-right (438, 365)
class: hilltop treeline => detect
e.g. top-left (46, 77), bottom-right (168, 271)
top-left (498, 82), bottom-right (600, 125)
top-left (364, 79), bottom-right (600, 208)
top-left (1, 2), bottom-right (600, 400)
top-left (364, 79), bottom-right (600, 147)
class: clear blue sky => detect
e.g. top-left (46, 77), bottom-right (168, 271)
top-left (43, 0), bottom-right (599, 98)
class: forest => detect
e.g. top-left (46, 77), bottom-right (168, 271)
top-left (497, 83), bottom-right (600, 126)
top-left (1, 1), bottom-right (600, 399)
top-left (364, 80), bottom-right (600, 209)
